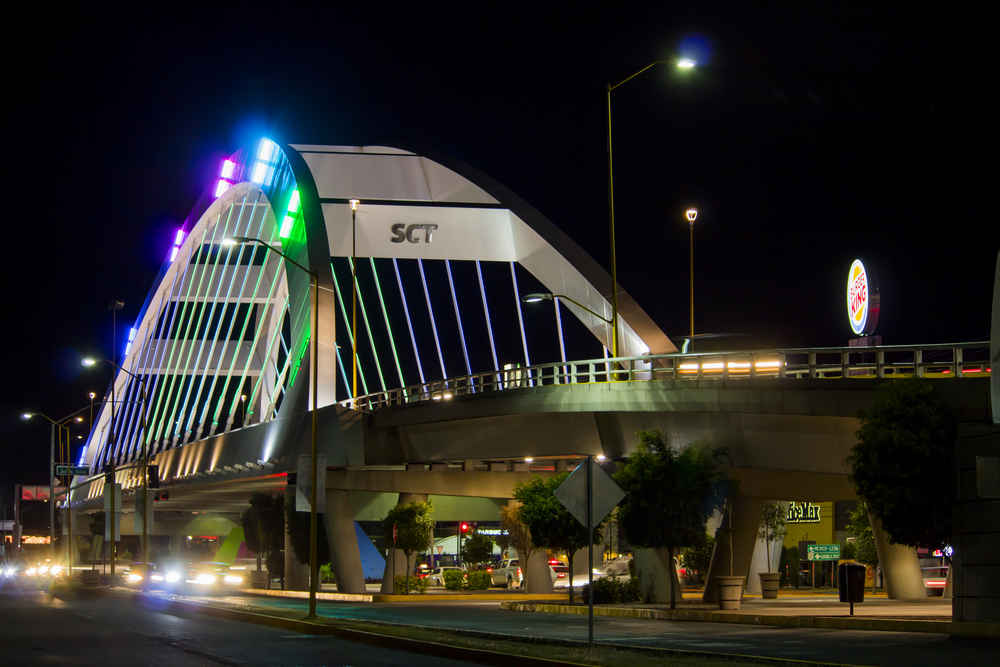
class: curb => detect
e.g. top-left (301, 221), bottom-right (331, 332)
top-left (500, 602), bottom-right (1000, 638)
top-left (242, 588), bottom-right (560, 603)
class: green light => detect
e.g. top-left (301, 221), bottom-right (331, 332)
top-left (279, 215), bottom-right (295, 239)
top-left (287, 189), bottom-right (301, 214)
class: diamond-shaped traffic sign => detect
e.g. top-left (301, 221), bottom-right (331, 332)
top-left (553, 458), bottom-right (624, 529)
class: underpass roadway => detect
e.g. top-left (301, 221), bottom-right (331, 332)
top-left (60, 585), bottom-right (1000, 667)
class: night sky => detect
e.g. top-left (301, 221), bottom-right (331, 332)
top-left (2, 3), bottom-right (994, 495)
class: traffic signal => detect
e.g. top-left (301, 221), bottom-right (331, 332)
top-left (460, 522), bottom-right (469, 534)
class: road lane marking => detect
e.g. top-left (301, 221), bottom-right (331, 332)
top-left (203, 651), bottom-right (244, 663)
top-left (75, 612), bottom-right (94, 619)
top-left (127, 628), bottom-right (151, 637)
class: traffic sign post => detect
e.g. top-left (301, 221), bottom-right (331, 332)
top-left (807, 544), bottom-right (841, 561)
top-left (55, 465), bottom-right (89, 476)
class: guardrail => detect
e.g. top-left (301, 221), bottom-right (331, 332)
top-left (344, 341), bottom-right (991, 413)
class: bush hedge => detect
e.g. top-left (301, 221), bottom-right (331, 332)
top-left (581, 575), bottom-right (641, 604)
top-left (443, 569), bottom-right (465, 590)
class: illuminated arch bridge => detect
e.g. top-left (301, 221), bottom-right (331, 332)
top-left (79, 139), bottom-right (675, 477)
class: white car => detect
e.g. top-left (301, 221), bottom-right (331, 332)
top-left (425, 566), bottom-right (465, 586)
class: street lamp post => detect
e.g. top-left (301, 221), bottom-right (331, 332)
top-left (606, 59), bottom-right (695, 357)
top-left (686, 208), bottom-right (698, 351)
top-left (521, 292), bottom-right (613, 325)
top-left (83, 358), bottom-right (149, 591)
top-left (349, 199), bottom-right (360, 400)
top-left (224, 235), bottom-right (322, 620)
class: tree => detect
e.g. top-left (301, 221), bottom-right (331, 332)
top-left (513, 474), bottom-right (603, 604)
top-left (382, 499), bottom-right (434, 594)
top-left (614, 429), bottom-right (732, 609)
top-left (284, 496), bottom-right (330, 572)
top-left (499, 501), bottom-right (535, 587)
top-left (758, 503), bottom-right (787, 573)
top-left (847, 377), bottom-right (957, 549)
top-left (847, 500), bottom-right (880, 593)
top-left (463, 531), bottom-right (496, 570)
top-left (242, 492), bottom-right (285, 589)
top-left (681, 532), bottom-right (715, 583)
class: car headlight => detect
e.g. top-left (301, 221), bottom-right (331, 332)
top-left (165, 572), bottom-right (180, 583)
top-left (223, 575), bottom-right (243, 584)
top-left (194, 574), bottom-right (216, 585)
top-left (26, 568), bottom-right (37, 576)
top-left (50, 566), bottom-right (63, 575)
top-left (4, 568), bottom-right (15, 577)
top-left (127, 574), bottom-right (143, 583)
top-left (150, 574), bottom-right (164, 582)
top-left (39, 566), bottom-right (49, 575)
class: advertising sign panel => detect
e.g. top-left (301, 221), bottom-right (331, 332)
top-left (847, 259), bottom-right (879, 335)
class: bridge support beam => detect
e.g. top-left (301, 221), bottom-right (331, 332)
top-left (869, 513), bottom-right (926, 600)
top-left (284, 486), bottom-right (309, 591)
top-left (524, 548), bottom-right (554, 594)
top-left (324, 489), bottom-right (366, 594)
top-left (703, 496), bottom-right (767, 603)
top-left (380, 493), bottom-right (428, 594)
top-left (633, 547), bottom-right (682, 604)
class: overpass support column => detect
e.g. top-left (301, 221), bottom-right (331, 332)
top-left (284, 486), bottom-right (309, 591)
top-left (379, 493), bottom-right (428, 594)
top-left (633, 548), bottom-right (682, 604)
top-left (703, 496), bottom-right (767, 603)
top-left (869, 513), bottom-right (925, 600)
top-left (324, 490), bottom-right (366, 594)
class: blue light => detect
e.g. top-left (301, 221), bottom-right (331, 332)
top-left (258, 138), bottom-right (278, 162)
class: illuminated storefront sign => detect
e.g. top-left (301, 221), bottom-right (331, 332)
top-left (476, 528), bottom-right (508, 537)
top-left (847, 259), bottom-right (879, 335)
top-left (786, 501), bottom-right (821, 523)
top-left (21, 535), bottom-right (51, 544)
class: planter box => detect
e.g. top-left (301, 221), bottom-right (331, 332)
top-left (759, 572), bottom-right (781, 599)
top-left (716, 575), bottom-right (745, 610)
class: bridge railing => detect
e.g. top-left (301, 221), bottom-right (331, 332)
top-left (344, 341), bottom-right (991, 412)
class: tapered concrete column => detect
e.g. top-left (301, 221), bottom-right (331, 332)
top-left (524, 548), bottom-right (554, 594)
top-left (869, 513), bottom-right (926, 600)
top-left (703, 496), bottom-right (767, 602)
top-left (379, 493), bottom-right (428, 594)
top-left (633, 547), bottom-right (682, 603)
top-left (284, 486), bottom-right (309, 591)
top-left (324, 489), bottom-right (365, 594)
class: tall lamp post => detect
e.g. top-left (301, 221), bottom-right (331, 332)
top-left (349, 198), bottom-right (360, 400)
top-left (606, 59), bottom-right (695, 357)
top-left (224, 235), bottom-right (322, 620)
top-left (521, 293), bottom-right (613, 326)
top-left (685, 208), bottom-right (698, 351)
top-left (83, 357), bottom-right (149, 591)
top-left (22, 406), bottom-right (93, 575)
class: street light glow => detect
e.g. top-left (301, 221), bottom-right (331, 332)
top-left (349, 198), bottom-right (360, 211)
top-left (82, 358), bottom-right (96, 366)
top-left (521, 293), bottom-right (553, 303)
top-left (21, 413), bottom-right (33, 420)
top-left (677, 59), bottom-right (697, 68)
top-left (686, 209), bottom-right (698, 222)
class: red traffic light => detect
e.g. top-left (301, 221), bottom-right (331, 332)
top-left (460, 523), bottom-right (469, 533)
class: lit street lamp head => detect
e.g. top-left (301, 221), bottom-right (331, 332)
top-left (686, 209), bottom-right (698, 223)
top-left (522, 293), bottom-right (554, 303)
top-left (677, 59), bottom-right (697, 68)
top-left (222, 236), bottom-right (253, 246)
top-left (21, 413), bottom-right (34, 420)
top-left (349, 199), bottom-right (360, 211)
top-left (82, 358), bottom-right (96, 366)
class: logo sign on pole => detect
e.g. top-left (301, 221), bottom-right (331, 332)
top-left (295, 455), bottom-right (327, 513)
top-left (553, 458), bottom-right (624, 529)
top-left (847, 259), bottom-right (879, 335)
top-left (807, 544), bottom-right (841, 561)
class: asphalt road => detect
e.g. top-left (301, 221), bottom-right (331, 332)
top-left (0, 588), bottom-right (481, 667)
top-left (180, 592), bottom-right (998, 667)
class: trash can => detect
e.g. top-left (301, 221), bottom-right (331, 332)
top-left (838, 563), bottom-right (866, 614)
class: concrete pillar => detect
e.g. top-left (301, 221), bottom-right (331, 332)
top-left (323, 489), bottom-right (365, 594)
top-left (379, 493), bottom-right (428, 594)
top-left (745, 503), bottom-right (786, 594)
top-left (869, 513), bottom-right (926, 600)
top-left (703, 496), bottom-right (767, 602)
top-left (524, 548), bottom-right (554, 594)
top-left (633, 547), bottom-right (681, 604)
top-left (284, 486), bottom-right (309, 591)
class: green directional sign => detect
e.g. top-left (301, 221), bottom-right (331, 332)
top-left (56, 465), bottom-right (91, 476)
top-left (807, 544), bottom-right (841, 561)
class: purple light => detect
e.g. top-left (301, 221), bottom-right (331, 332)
top-left (169, 246), bottom-right (179, 262)
top-left (174, 229), bottom-right (186, 245)
top-left (221, 159), bottom-right (235, 179)
top-left (215, 179), bottom-right (230, 197)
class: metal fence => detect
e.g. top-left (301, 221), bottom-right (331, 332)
top-left (344, 341), bottom-right (991, 413)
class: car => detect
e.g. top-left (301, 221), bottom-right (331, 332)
top-left (186, 562), bottom-right (246, 588)
top-left (123, 562), bottom-right (158, 587)
top-left (25, 560), bottom-right (64, 579)
top-left (922, 565), bottom-right (949, 596)
top-left (424, 566), bottom-right (465, 586)
top-left (551, 564), bottom-right (571, 588)
top-left (489, 559), bottom-right (522, 588)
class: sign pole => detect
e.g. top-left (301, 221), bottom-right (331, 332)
top-left (587, 455), bottom-right (594, 649)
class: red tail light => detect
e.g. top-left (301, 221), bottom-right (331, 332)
top-left (557, 573), bottom-right (565, 578)
top-left (517, 568), bottom-right (522, 576)
top-left (486, 567), bottom-right (492, 572)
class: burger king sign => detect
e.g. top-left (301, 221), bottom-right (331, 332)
top-left (847, 259), bottom-right (879, 335)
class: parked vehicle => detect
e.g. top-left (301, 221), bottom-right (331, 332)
top-left (425, 566), bottom-right (465, 586)
top-left (921, 565), bottom-right (949, 596)
top-left (489, 558), bottom-right (522, 588)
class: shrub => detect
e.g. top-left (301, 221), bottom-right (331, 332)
top-left (581, 574), bottom-right (640, 604)
top-left (394, 574), bottom-right (429, 594)
top-left (320, 564), bottom-right (335, 583)
top-left (468, 571), bottom-right (490, 590)
top-left (841, 541), bottom-right (857, 560)
top-left (443, 569), bottom-right (466, 590)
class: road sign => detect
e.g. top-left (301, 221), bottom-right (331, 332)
top-left (807, 544), bottom-right (841, 561)
top-left (55, 465), bottom-right (90, 476)
top-left (553, 458), bottom-right (624, 529)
